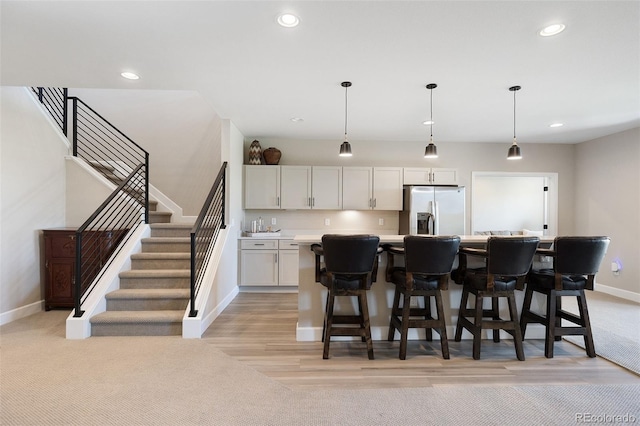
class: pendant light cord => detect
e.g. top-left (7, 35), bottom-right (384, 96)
top-left (513, 88), bottom-right (517, 140)
top-left (430, 87), bottom-right (434, 139)
top-left (344, 85), bottom-right (348, 140)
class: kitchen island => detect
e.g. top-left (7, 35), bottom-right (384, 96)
top-left (293, 234), bottom-right (554, 342)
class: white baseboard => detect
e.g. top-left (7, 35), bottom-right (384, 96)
top-left (595, 283), bottom-right (640, 303)
top-left (0, 300), bottom-right (44, 326)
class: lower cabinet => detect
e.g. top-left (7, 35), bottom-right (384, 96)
top-left (239, 239), bottom-right (299, 287)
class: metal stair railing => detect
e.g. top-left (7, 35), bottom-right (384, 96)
top-left (31, 87), bottom-right (68, 135)
top-left (69, 96), bottom-right (150, 223)
top-left (29, 87), bottom-right (151, 317)
top-left (73, 163), bottom-right (147, 317)
top-left (189, 162), bottom-right (227, 317)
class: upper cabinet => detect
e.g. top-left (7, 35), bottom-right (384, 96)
top-left (244, 165), bottom-right (280, 209)
top-left (280, 166), bottom-right (311, 209)
top-left (343, 167), bottom-right (403, 210)
top-left (280, 166), bottom-right (342, 210)
top-left (311, 166), bottom-right (343, 210)
top-left (246, 165), bottom-right (343, 210)
top-left (403, 168), bottom-right (458, 185)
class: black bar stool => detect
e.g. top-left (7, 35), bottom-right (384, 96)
top-left (312, 234), bottom-right (380, 360)
top-left (385, 235), bottom-right (461, 360)
top-left (520, 236), bottom-right (610, 358)
top-left (454, 236), bottom-right (539, 360)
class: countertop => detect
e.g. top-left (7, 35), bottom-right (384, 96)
top-left (293, 234), bottom-right (555, 244)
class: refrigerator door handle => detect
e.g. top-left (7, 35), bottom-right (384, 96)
top-left (433, 201), bottom-right (439, 235)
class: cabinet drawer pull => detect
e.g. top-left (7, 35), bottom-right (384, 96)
top-left (254, 243), bottom-right (265, 246)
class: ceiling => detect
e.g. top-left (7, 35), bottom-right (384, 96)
top-left (2, 1), bottom-right (639, 145)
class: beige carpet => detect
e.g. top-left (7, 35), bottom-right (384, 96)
top-left (1, 307), bottom-right (639, 425)
top-left (562, 291), bottom-right (640, 375)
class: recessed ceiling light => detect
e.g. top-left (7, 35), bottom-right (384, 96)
top-left (290, 117), bottom-right (304, 122)
top-left (277, 13), bottom-right (299, 28)
top-left (539, 24), bottom-right (566, 37)
top-left (549, 122), bottom-right (564, 128)
top-left (423, 120), bottom-right (435, 125)
top-left (120, 72), bottom-right (140, 80)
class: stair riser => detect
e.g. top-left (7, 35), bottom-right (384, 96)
top-left (131, 259), bottom-right (190, 270)
top-left (142, 241), bottom-right (190, 253)
top-left (120, 277), bottom-right (190, 289)
top-left (149, 213), bottom-right (172, 224)
top-left (91, 323), bottom-right (182, 336)
top-left (107, 298), bottom-right (189, 311)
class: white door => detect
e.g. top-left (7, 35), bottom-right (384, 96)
top-left (342, 167), bottom-right (373, 210)
top-left (280, 166), bottom-right (311, 209)
top-left (311, 166), bottom-right (342, 210)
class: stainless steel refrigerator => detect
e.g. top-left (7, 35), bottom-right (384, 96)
top-left (399, 186), bottom-right (466, 235)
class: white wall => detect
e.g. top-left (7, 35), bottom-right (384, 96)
top-left (575, 128), bottom-right (640, 297)
top-left (70, 89), bottom-right (222, 216)
top-left (0, 87), bottom-right (68, 322)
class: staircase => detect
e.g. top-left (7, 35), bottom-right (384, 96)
top-left (90, 195), bottom-right (193, 336)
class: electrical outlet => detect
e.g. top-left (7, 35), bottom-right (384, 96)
top-left (324, 218), bottom-right (330, 226)
top-left (378, 218), bottom-right (384, 226)
top-left (271, 217), bottom-right (276, 225)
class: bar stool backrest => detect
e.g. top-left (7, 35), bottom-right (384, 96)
top-left (487, 236), bottom-right (540, 277)
top-left (403, 235), bottom-right (461, 275)
top-left (554, 236), bottom-right (610, 275)
top-left (321, 234), bottom-right (380, 275)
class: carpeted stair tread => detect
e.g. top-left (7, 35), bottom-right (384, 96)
top-left (130, 252), bottom-right (190, 260)
top-left (119, 269), bottom-right (190, 278)
top-left (150, 223), bottom-right (193, 230)
top-left (142, 237), bottom-right (191, 243)
top-left (106, 288), bottom-right (190, 300)
top-left (90, 310), bottom-right (184, 324)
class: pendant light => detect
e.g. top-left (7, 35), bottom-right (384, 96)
top-left (339, 81), bottom-right (353, 157)
top-left (507, 85), bottom-right (522, 160)
top-left (424, 83), bottom-right (438, 158)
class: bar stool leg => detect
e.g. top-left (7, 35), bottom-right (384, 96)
top-left (545, 290), bottom-right (557, 358)
top-left (454, 288), bottom-right (469, 342)
top-left (323, 288), bottom-right (336, 359)
top-left (472, 293), bottom-right (483, 360)
top-left (508, 292), bottom-right (525, 361)
top-left (577, 290), bottom-right (596, 357)
top-left (434, 290), bottom-right (450, 359)
top-left (359, 292), bottom-right (374, 360)
top-left (399, 292), bottom-right (411, 360)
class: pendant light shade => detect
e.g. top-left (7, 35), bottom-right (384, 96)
top-left (507, 85), bottom-right (522, 160)
top-left (339, 81), bottom-right (353, 157)
top-left (424, 83), bottom-right (438, 159)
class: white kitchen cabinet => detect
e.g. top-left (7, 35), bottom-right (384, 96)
top-left (343, 167), bottom-right (403, 210)
top-left (403, 167), bottom-right (458, 185)
top-left (239, 239), bottom-right (299, 287)
top-left (311, 166), bottom-right (342, 210)
top-left (277, 240), bottom-right (299, 286)
top-left (244, 165), bottom-right (280, 209)
top-left (280, 166), bottom-right (311, 209)
top-left (279, 166), bottom-right (342, 210)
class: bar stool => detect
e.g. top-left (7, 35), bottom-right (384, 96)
top-left (312, 234), bottom-right (380, 360)
top-left (385, 235), bottom-right (461, 360)
top-left (454, 236), bottom-right (539, 360)
top-left (520, 236), bottom-right (610, 358)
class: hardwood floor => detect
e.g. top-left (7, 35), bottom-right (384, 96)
top-left (202, 293), bottom-right (639, 390)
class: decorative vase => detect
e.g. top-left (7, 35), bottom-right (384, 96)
top-left (263, 147), bottom-right (282, 165)
top-left (248, 140), bottom-right (262, 165)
